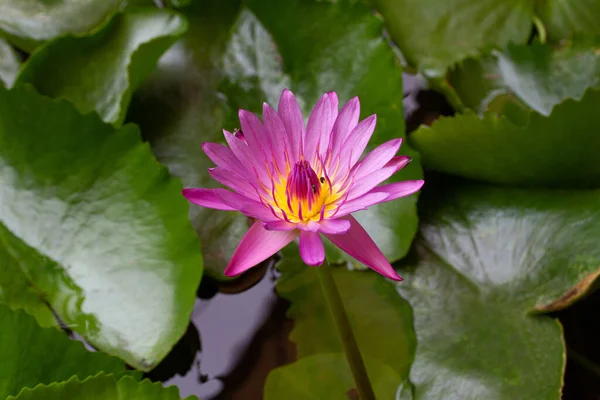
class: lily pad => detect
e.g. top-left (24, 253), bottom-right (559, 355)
top-left (410, 88), bottom-right (600, 188)
top-left (8, 374), bottom-right (196, 400)
top-left (537, 0), bottom-right (600, 40)
top-left (0, 0), bottom-right (122, 51)
top-left (264, 353), bottom-right (402, 400)
top-left (0, 38), bottom-right (19, 88)
top-left (0, 305), bottom-right (127, 399)
top-left (129, 0), bottom-right (422, 277)
top-left (397, 178), bottom-right (600, 399)
top-left (276, 246), bottom-right (415, 377)
top-left (372, 0), bottom-right (534, 76)
top-left (0, 87), bottom-right (203, 370)
top-left (16, 8), bottom-right (188, 125)
top-left (448, 41), bottom-right (600, 116)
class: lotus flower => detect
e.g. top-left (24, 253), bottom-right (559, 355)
top-left (183, 90), bottom-right (423, 281)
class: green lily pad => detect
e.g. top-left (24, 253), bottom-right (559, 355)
top-left (264, 353), bottom-right (402, 400)
top-left (8, 374), bottom-right (196, 400)
top-left (537, 0), bottom-right (600, 40)
top-left (129, 0), bottom-right (422, 277)
top-left (397, 179), bottom-right (600, 399)
top-left (0, 38), bottom-right (19, 89)
top-left (0, 0), bottom-right (123, 51)
top-left (448, 41), bottom-right (600, 116)
top-left (0, 87), bottom-right (203, 370)
top-left (276, 246), bottom-right (415, 377)
top-left (16, 8), bottom-right (187, 125)
top-left (0, 305), bottom-right (127, 399)
top-left (410, 88), bottom-right (600, 188)
top-left (372, 0), bottom-right (534, 76)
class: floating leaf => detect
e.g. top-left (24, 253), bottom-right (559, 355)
top-left (0, 305), bottom-right (127, 399)
top-left (129, 0), bottom-right (421, 277)
top-left (410, 89), bottom-right (600, 188)
top-left (537, 0), bottom-right (600, 40)
top-left (397, 179), bottom-right (600, 399)
top-left (0, 87), bottom-right (203, 370)
top-left (372, 0), bottom-right (534, 76)
top-left (16, 8), bottom-right (187, 125)
top-left (0, 0), bottom-right (122, 51)
top-left (276, 246), bottom-right (414, 377)
top-left (264, 353), bottom-right (402, 400)
top-left (8, 374), bottom-right (196, 400)
top-left (448, 41), bottom-right (600, 116)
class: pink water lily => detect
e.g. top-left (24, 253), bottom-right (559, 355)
top-left (183, 90), bottom-right (423, 281)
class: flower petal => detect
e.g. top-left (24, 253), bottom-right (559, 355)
top-left (214, 189), bottom-right (279, 221)
top-left (338, 114), bottom-right (377, 170)
top-left (333, 192), bottom-right (389, 218)
top-left (323, 215), bottom-right (402, 281)
top-left (264, 220), bottom-right (297, 231)
top-left (347, 156), bottom-right (411, 200)
top-left (278, 89), bottom-right (304, 162)
top-left (263, 103), bottom-right (291, 172)
top-left (202, 142), bottom-right (249, 177)
top-left (299, 231), bottom-right (325, 266)
top-left (369, 180), bottom-right (425, 202)
top-left (329, 97), bottom-right (360, 160)
top-left (225, 221), bottom-right (299, 276)
top-left (239, 109), bottom-right (270, 161)
top-left (353, 138), bottom-right (403, 180)
top-left (223, 130), bottom-right (270, 186)
top-left (317, 219), bottom-right (351, 235)
top-left (305, 92), bottom-right (338, 163)
top-left (208, 167), bottom-right (260, 200)
top-left (182, 188), bottom-right (237, 211)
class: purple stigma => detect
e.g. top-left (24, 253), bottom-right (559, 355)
top-left (286, 160), bottom-right (322, 210)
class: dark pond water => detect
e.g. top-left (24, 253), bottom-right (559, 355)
top-left (140, 73), bottom-right (600, 400)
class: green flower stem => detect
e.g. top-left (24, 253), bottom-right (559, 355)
top-left (316, 261), bottom-right (376, 400)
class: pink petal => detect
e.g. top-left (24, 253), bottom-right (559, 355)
top-left (264, 220), bottom-right (297, 231)
top-left (278, 89), bottom-right (304, 162)
top-left (208, 167), bottom-right (260, 200)
top-left (263, 103), bottom-right (291, 172)
top-left (304, 92), bottom-right (338, 163)
top-left (239, 109), bottom-right (270, 160)
top-left (223, 130), bottom-right (270, 188)
top-left (214, 189), bottom-right (278, 221)
top-left (317, 219), bottom-right (351, 235)
top-left (299, 231), bottom-right (325, 266)
top-left (347, 156), bottom-right (411, 200)
top-left (323, 215), bottom-right (402, 281)
top-left (329, 97), bottom-right (360, 160)
top-left (333, 192), bottom-right (389, 218)
top-left (202, 142), bottom-right (248, 177)
top-left (225, 221), bottom-right (299, 276)
top-left (182, 188), bottom-right (237, 211)
top-left (338, 115), bottom-right (377, 170)
top-left (353, 138), bottom-right (403, 180)
top-left (369, 180), bottom-right (425, 202)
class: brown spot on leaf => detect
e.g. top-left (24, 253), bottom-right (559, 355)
top-left (535, 269), bottom-right (600, 312)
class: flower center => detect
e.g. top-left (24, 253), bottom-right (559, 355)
top-left (286, 160), bottom-right (322, 210)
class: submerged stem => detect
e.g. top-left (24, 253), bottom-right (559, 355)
top-left (316, 261), bottom-right (376, 400)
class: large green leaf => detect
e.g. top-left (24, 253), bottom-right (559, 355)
top-left (0, 0), bottom-right (123, 51)
top-left (264, 353), bottom-right (402, 400)
top-left (9, 374), bottom-right (196, 400)
top-left (129, 0), bottom-right (421, 277)
top-left (448, 41), bottom-right (600, 116)
top-left (0, 305), bottom-right (127, 399)
top-left (372, 0), bottom-right (534, 76)
top-left (16, 8), bottom-right (187, 125)
top-left (0, 87), bottom-right (203, 370)
top-left (0, 38), bottom-right (19, 89)
top-left (276, 246), bottom-right (414, 377)
top-left (410, 89), bottom-right (600, 188)
top-left (537, 0), bottom-right (600, 40)
top-left (397, 179), bottom-right (600, 399)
